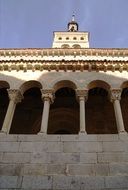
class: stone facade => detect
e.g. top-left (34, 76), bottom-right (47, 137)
top-left (0, 18), bottom-right (128, 189)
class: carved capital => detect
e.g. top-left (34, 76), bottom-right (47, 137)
top-left (41, 89), bottom-right (55, 103)
top-left (110, 89), bottom-right (122, 102)
top-left (7, 89), bottom-right (23, 103)
top-left (76, 89), bottom-right (88, 102)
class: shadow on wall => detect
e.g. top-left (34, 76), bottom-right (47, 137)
top-left (0, 71), bottom-right (128, 134)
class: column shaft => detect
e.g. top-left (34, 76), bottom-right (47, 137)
top-left (1, 100), bottom-right (16, 133)
top-left (39, 99), bottom-right (50, 133)
top-left (113, 99), bottom-right (125, 133)
top-left (79, 97), bottom-right (86, 133)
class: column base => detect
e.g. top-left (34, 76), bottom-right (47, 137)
top-left (38, 131), bottom-right (46, 135)
top-left (0, 130), bottom-right (7, 135)
top-left (79, 131), bottom-right (87, 134)
top-left (119, 130), bottom-right (127, 134)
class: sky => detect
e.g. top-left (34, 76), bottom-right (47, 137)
top-left (0, 0), bottom-right (128, 48)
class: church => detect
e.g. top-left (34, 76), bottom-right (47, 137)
top-left (0, 16), bottom-right (128, 190)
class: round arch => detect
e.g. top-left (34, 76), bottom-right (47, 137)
top-left (0, 81), bottom-right (10, 89)
top-left (87, 80), bottom-right (110, 92)
top-left (120, 81), bottom-right (128, 89)
top-left (20, 80), bottom-right (42, 94)
top-left (53, 80), bottom-right (77, 93)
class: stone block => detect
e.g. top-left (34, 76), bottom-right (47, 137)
top-left (63, 142), bottom-right (102, 153)
top-left (18, 134), bottom-right (61, 142)
top-left (98, 153), bottom-right (128, 163)
top-left (0, 164), bottom-right (22, 175)
top-left (47, 164), bottom-right (66, 175)
top-left (61, 135), bottom-right (79, 141)
top-left (50, 153), bottom-right (80, 164)
top-left (30, 152), bottom-right (50, 163)
top-left (102, 142), bottom-right (124, 152)
top-left (105, 176), bottom-right (128, 188)
top-left (2, 153), bottom-right (31, 163)
top-left (0, 142), bottom-right (20, 152)
top-left (19, 141), bottom-right (62, 152)
top-left (78, 134), bottom-right (98, 141)
top-left (53, 176), bottom-right (72, 189)
top-left (0, 153), bottom-right (3, 162)
top-left (80, 153), bottom-right (97, 163)
top-left (21, 164), bottom-right (47, 175)
top-left (109, 163), bottom-right (128, 176)
top-left (22, 176), bottom-right (52, 189)
top-left (68, 164), bottom-right (95, 176)
top-left (0, 134), bottom-right (18, 142)
top-left (53, 176), bottom-right (105, 190)
top-left (0, 176), bottom-right (19, 188)
top-left (119, 133), bottom-right (128, 141)
top-left (95, 164), bottom-right (109, 176)
top-left (97, 134), bottom-right (119, 141)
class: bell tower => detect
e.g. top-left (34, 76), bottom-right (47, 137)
top-left (52, 15), bottom-right (89, 48)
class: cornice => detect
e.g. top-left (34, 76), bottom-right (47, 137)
top-left (0, 48), bottom-right (128, 72)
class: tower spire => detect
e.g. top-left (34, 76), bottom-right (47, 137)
top-left (72, 14), bottom-right (75, 22)
top-left (68, 14), bottom-right (78, 32)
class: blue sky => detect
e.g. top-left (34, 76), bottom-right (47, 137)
top-left (0, 0), bottom-right (128, 48)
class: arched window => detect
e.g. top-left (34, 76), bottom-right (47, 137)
top-left (61, 44), bottom-right (70, 48)
top-left (10, 84), bottom-right (43, 134)
top-left (0, 81), bottom-right (10, 130)
top-left (72, 44), bottom-right (81, 48)
top-left (120, 82), bottom-right (128, 132)
top-left (48, 81), bottom-right (79, 134)
top-left (86, 81), bottom-right (117, 134)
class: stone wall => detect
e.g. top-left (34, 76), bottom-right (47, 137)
top-left (0, 133), bottom-right (128, 190)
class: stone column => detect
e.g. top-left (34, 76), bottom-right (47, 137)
top-left (38, 89), bottom-right (54, 134)
top-left (0, 89), bottom-right (23, 134)
top-left (76, 89), bottom-right (88, 134)
top-left (110, 89), bottom-right (126, 133)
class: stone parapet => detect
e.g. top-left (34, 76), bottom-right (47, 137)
top-left (0, 134), bottom-right (128, 189)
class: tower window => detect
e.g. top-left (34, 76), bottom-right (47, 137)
top-left (73, 37), bottom-right (77, 40)
top-left (58, 37), bottom-right (62, 40)
top-left (81, 37), bottom-right (84, 40)
top-left (66, 37), bottom-right (69, 40)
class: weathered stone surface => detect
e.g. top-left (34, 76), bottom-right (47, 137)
top-left (63, 142), bottom-right (102, 153)
top-left (0, 134), bottom-right (128, 190)
top-left (102, 141), bottom-right (124, 152)
top-left (21, 164), bottom-right (47, 175)
top-left (30, 152), bottom-right (50, 163)
top-left (97, 134), bottom-right (119, 141)
top-left (109, 163), bottom-right (128, 175)
top-left (0, 164), bottom-right (22, 175)
top-left (2, 153), bottom-right (31, 163)
top-left (0, 142), bottom-right (20, 152)
top-left (22, 176), bottom-right (52, 189)
top-left (19, 141), bottom-right (62, 152)
top-left (80, 153), bottom-right (97, 163)
top-left (49, 153), bottom-right (80, 164)
top-left (68, 164), bottom-right (95, 176)
top-left (0, 176), bottom-right (20, 188)
top-left (105, 176), bottom-right (128, 188)
top-left (98, 152), bottom-right (128, 163)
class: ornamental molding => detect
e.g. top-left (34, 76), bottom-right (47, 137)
top-left (110, 88), bottom-right (122, 102)
top-left (0, 48), bottom-right (128, 72)
top-left (7, 89), bottom-right (23, 103)
top-left (41, 89), bottom-right (55, 103)
top-left (76, 89), bottom-right (88, 101)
